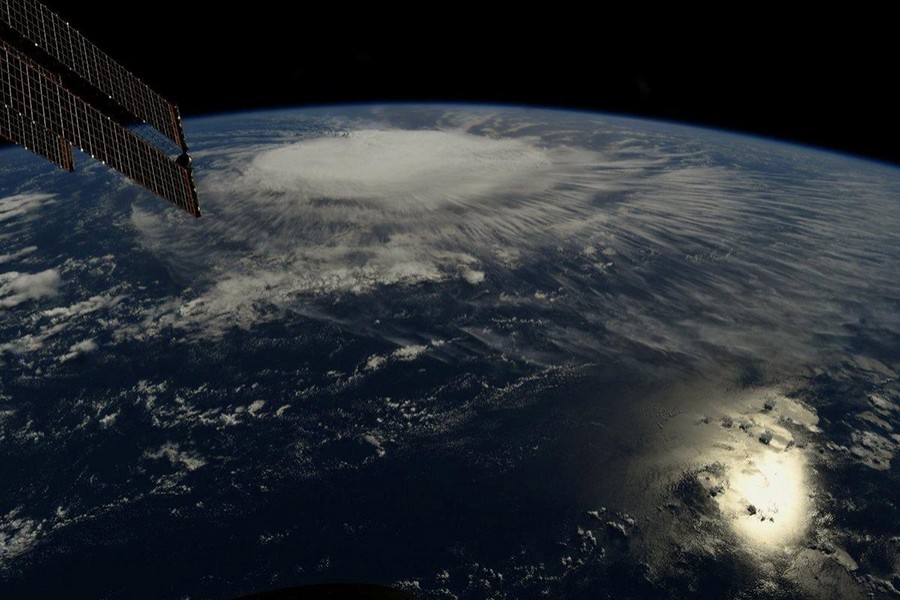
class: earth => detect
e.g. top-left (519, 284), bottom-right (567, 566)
top-left (1, 105), bottom-right (899, 599)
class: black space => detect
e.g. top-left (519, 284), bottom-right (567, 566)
top-left (32, 3), bottom-right (900, 165)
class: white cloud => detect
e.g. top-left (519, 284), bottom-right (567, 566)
top-left (0, 323), bottom-right (66, 356)
top-left (0, 508), bottom-right (41, 567)
top-left (143, 442), bottom-right (206, 472)
top-left (58, 339), bottom-right (99, 363)
top-left (461, 268), bottom-right (486, 285)
top-left (129, 127), bottom-right (630, 339)
top-left (122, 113), bottom-right (900, 372)
top-left (392, 344), bottom-right (428, 362)
top-left (2, 294), bottom-right (123, 356)
top-left (248, 400), bottom-right (266, 416)
top-left (362, 433), bottom-right (386, 458)
top-left (0, 246), bottom-right (37, 265)
top-left (365, 355), bottom-right (387, 371)
top-left (99, 412), bottom-right (119, 428)
top-left (361, 340), bottom-right (443, 374)
top-left (41, 294), bottom-right (124, 322)
top-left (246, 129), bottom-right (552, 205)
top-left (0, 193), bottom-right (56, 224)
top-left (0, 269), bottom-right (61, 309)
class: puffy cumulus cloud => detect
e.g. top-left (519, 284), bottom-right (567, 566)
top-left (129, 127), bottom-right (639, 338)
top-left (58, 339), bottom-right (99, 363)
top-left (0, 269), bottom-right (61, 309)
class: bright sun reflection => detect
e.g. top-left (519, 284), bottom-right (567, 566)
top-left (724, 450), bottom-right (809, 548)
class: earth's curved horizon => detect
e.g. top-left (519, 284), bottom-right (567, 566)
top-left (1, 104), bottom-right (898, 599)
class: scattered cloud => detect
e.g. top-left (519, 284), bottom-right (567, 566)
top-left (0, 269), bottom-right (61, 309)
top-left (248, 400), bottom-right (266, 417)
top-left (365, 355), bottom-right (387, 371)
top-left (361, 340), bottom-right (444, 374)
top-left (143, 442), bottom-right (207, 472)
top-left (0, 508), bottom-right (41, 567)
top-left (0, 193), bottom-right (56, 224)
top-left (0, 323), bottom-right (67, 356)
top-left (41, 294), bottom-right (124, 322)
top-left (58, 339), bottom-right (99, 363)
top-left (392, 344), bottom-right (428, 362)
top-left (0, 246), bottom-right (37, 265)
top-left (1, 293), bottom-right (123, 357)
top-left (461, 268), bottom-right (486, 284)
top-left (99, 412), bottom-right (119, 428)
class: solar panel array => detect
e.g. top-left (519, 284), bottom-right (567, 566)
top-left (0, 0), bottom-right (184, 147)
top-left (1, 39), bottom-right (200, 216)
top-left (0, 101), bottom-right (74, 170)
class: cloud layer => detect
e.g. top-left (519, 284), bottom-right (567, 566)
top-left (247, 129), bottom-right (553, 205)
top-left (122, 116), bottom-right (900, 374)
top-left (130, 126), bottom-right (631, 337)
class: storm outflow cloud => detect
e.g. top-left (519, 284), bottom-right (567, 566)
top-left (130, 120), bottom-right (900, 372)
top-left (130, 126), bottom-right (628, 336)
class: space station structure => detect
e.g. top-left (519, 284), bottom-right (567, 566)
top-left (0, 0), bottom-right (201, 216)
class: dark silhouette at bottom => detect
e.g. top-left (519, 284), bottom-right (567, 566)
top-left (234, 583), bottom-right (415, 599)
